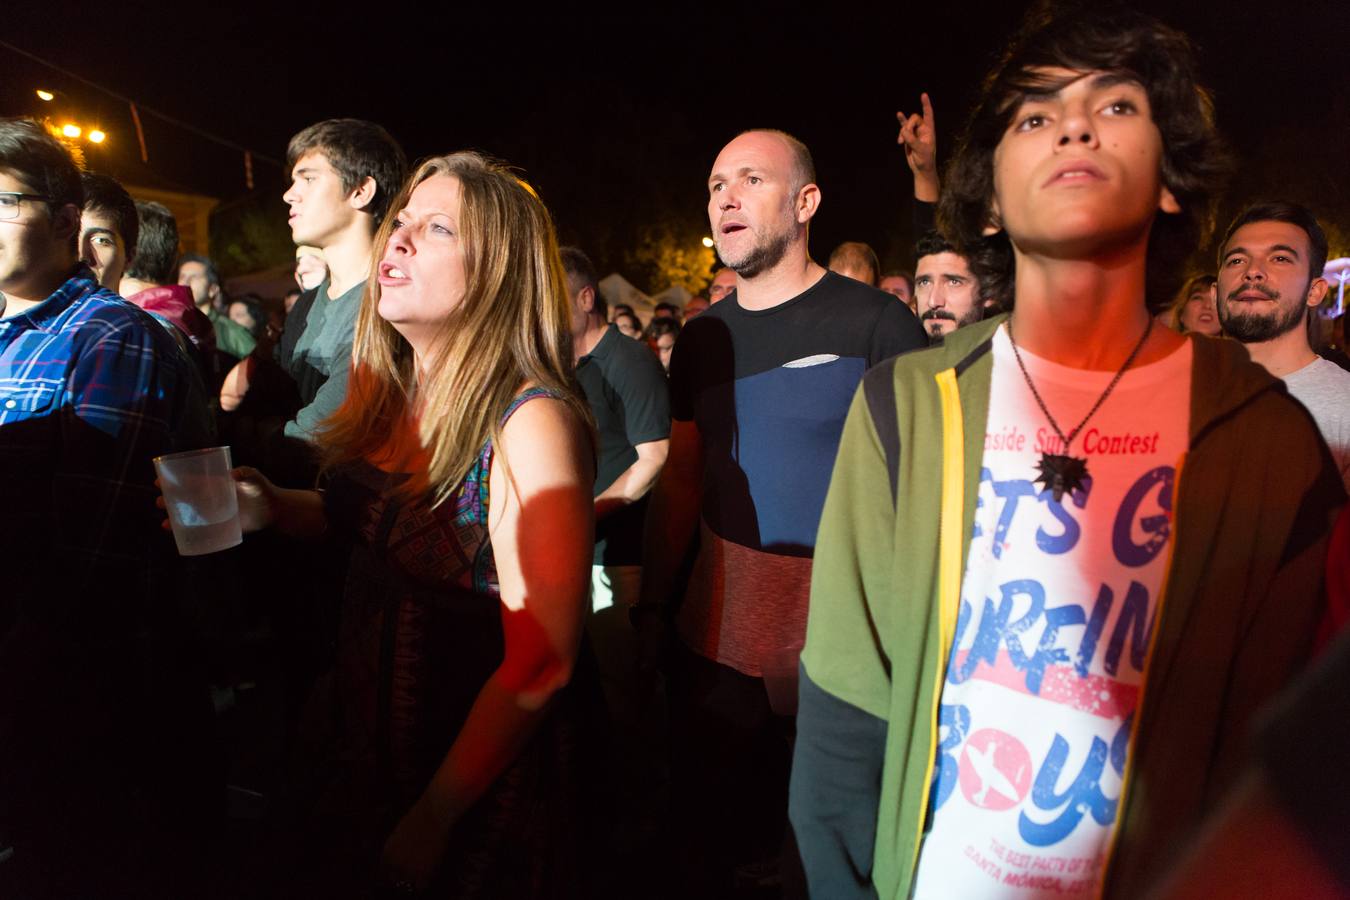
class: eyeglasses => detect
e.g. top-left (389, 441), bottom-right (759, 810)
top-left (0, 192), bottom-right (52, 220)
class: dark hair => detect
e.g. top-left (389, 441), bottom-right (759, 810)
top-left (613, 303), bottom-right (635, 317)
top-left (646, 317), bottom-right (682, 341)
top-left (0, 118), bottom-right (83, 251)
top-left (286, 119), bottom-right (408, 226)
top-left (80, 171), bottom-right (138, 255)
top-left (176, 252), bottom-right (222, 287)
top-left (914, 228), bottom-right (1011, 312)
top-left (1219, 202), bottom-right (1328, 288)
top-left (939, 4), bottom-right (1230, 313)
top-left (828, 241), bottom-right (880, 286)
top-left (228, 295), bottom-right (264, 337)
top-left (125, 201), bottom-right (179, 284)
top-left (914, 230), bottom-right (958, 260)
top-left (654, 301), bottom-right (680, 315)
top-left (559, 245), bottom-right (607, 319)
top-left (736, 129), bottom-right (816, 194)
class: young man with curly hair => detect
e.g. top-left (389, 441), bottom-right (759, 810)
top-left (790, 7), bottom-right (1344, 899)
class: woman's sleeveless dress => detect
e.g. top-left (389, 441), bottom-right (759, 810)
top-left (300, 389), bottom-right (594, 898)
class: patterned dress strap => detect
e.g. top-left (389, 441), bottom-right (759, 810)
top-left (498, 386), bottom-right (560, 427)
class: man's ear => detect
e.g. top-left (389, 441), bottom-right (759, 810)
top-left (982, 196), bottom-right (1003, 237)
top-left (1306, 277), bottom-right (1330, 310)
top-left (1158, 183), bottom-right (1182, 215)
top-left (208, 281), bottom-right (221, 302)
top-left (51, 202), bottom-right (81, 245)
top-left (580, 285), bottom-right (596, 314)
top-left (797, 183), bottom-right (821, 224)
top-left (349, 175), bottom-right (378, 213)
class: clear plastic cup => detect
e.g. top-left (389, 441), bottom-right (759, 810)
top-left (154, 446), bottom-right (242, 556)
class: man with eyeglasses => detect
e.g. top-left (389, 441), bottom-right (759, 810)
top-left (0, 118), bottom-right (212, 896)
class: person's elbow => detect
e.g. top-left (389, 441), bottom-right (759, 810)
top-left (636, 438), bottom-right (670, 470)
top-left (497, 639), bottom-right (575, 711)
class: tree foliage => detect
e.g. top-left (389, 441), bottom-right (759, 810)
top-left (625, 222), bottom-right (716, 296)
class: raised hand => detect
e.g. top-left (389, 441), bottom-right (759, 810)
top-left (897, 92), bottom-right (940, 202)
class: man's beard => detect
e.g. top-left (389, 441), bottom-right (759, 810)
top-left (921, 304), bottom-right (982, 340)
top-left (1218, 282), bottom-right (1306, 343)
top-left (716, 221), bottom-right (795, 279)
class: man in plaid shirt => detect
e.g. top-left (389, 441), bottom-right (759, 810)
top-left (0, 119), bottom-right (212, 894)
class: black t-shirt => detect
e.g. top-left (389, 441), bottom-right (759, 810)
top-left (668, 270), bottom-right (925, 558)
top-left (576, 324), bottom-right (671, 565)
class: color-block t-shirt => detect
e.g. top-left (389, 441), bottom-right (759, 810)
top-left (912, 326), bottom-right (1191, 898)
top-left (668, 271), bottom-right (925, 676)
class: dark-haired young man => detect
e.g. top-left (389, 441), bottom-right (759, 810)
top-left (177, 251), bottom-right (256, 360)
top-left (564, 245), bottom-right (670, 611)
top-left (638, 127), bottom-right (924, 894)
top-left (0, 118), bottom-right (212, 895)
top-left (1216, 201), bottom-right (1350, 488)
top-left (790, 8), bottom-right (1343, 900)
top-left (914, 229), bottom-right (988, 340)
top-left (274, 118), bottom-right (407, 452)
top-left (78, 171), bottom-right (137, 291)
top-left (114, 199), bottom-right (219, 369)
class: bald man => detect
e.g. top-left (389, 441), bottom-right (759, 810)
top-left (637, 128), bottom-right (925, 894)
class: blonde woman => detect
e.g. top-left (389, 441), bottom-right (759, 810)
top-left (1169, 273), bottom-right (1221, 336)
top-left (221, 153), bottom-right (596, 896)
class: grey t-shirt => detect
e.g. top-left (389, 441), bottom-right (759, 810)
top-left (279, 277), bottom-right (362, 440)
top-left (1283, 356), bottom-right (1350, 489)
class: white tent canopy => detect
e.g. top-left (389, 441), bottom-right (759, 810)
top-left (599, 274), bottom-right (699, 323)
top-left (599, 273), bottom-right (652, 321)
top-left (651, 284), bottom-right (692, 311)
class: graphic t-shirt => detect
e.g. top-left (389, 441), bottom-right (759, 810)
top-left (912, 325), bottom-right (1192, 899)
top-left (668, 271), bottom-right (926, 676)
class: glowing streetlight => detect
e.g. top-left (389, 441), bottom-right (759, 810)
top-left (61, 124), bottom-right (81, 138)
top-left (36, 89), bottom-right (54, 102)
top-left (88, 130), bottom-right (106, 144)
top-left (701, 236), bottom-right (714, 248)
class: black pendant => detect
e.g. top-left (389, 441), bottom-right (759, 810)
top-left (1035, 453), bottom-right (1089, 503)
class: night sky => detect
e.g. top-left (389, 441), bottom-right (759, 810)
top-left (3, 0), bottom-right (1346, 287)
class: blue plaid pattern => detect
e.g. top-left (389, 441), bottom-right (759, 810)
top-left (0, 266), bottom-right (203, 602)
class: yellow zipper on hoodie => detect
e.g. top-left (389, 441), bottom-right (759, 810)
top-left (910, 368), bottom-right (967, 879)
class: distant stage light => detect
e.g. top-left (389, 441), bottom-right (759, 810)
top-left (702, 236), bottom-right (714, 248)
top-left (89, 130), bottom-right (106, 144)
top-left (36, 89), bottom-right (54, 102)
top-left (61, 124), bottom-right (81, 138)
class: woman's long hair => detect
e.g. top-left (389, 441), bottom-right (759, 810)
top-left (318, 151), bottom-right (592, 506)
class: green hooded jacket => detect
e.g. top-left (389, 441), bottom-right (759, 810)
top-left (790, 314), bottom-right (1344, 899)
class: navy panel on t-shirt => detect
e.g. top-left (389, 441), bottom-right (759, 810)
top-left (669, 270), bottom-right (925, 558)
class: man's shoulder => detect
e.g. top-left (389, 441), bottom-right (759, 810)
top-left (1296, 356), bottom-right (1350, 389)
top-left (601, 325), bottom-right (660, 369)
top-left (66, 287), bottom-right (165, 340)
top-left (814, 271), bottom-right (903, 312)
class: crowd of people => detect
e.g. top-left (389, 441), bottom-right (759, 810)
top-left (1, 4), bottom-right (1349, 899)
